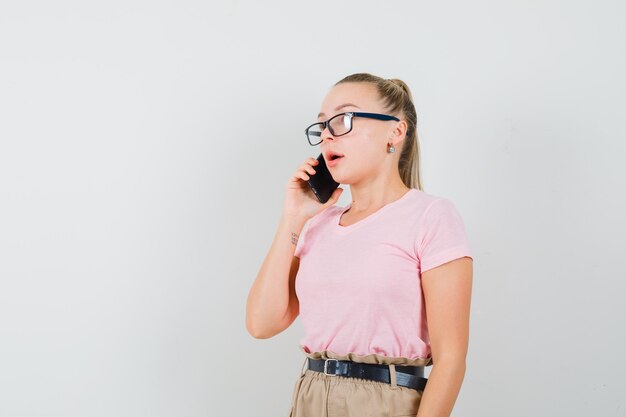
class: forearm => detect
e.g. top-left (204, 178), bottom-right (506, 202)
top-left (246, 213), bottom-right (307, 338)
top-left (415, 357), bottom-right (466, 417)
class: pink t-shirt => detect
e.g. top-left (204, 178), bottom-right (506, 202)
top-left (294, 188), bottom-right (473, 364)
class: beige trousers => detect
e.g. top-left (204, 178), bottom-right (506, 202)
top-left (288, 347), bottom-right (431, 417)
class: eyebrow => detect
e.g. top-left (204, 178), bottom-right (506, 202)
top-left (318, 103), bottom-right (360, 119)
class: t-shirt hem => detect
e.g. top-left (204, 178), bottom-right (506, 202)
top-left (420, 245), bottom-right (473, 274)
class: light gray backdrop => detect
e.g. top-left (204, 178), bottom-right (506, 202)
top-left (1, 1), bottom-right (624, 416)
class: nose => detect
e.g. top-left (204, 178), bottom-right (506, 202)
top-left (320, 125), bottom-right (335, 143)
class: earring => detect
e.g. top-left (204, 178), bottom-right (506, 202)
top-left (387, 143), bottom-right (395, 153)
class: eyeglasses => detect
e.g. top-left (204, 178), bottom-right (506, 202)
top-left (304, 112), bottom-right (400, 146)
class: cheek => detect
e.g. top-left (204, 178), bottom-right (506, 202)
top-left (360, 125), bottom-right (389, 147)
top-left (358, 133), bottom-right (387, 157)
top-left (342, 127), bottom-right (386, 164)
top-left (347, 147), bottom-right (385, 171)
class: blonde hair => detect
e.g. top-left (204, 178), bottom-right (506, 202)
top-left (334, 73), bottom-right (423, 190)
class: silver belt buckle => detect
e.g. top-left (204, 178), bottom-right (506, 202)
top-left (323, 359), bottom-right (339, 376)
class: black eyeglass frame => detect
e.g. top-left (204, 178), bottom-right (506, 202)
top-left (304, 112), bottom-right (400, 146)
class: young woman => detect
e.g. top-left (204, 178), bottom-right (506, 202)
top-left (246, 72), bottom-right (473, 417)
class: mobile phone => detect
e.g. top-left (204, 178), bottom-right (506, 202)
top-left (307, 153), bottom-right (340, 204)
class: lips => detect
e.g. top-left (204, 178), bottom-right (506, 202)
top-left (326, 153), bottom-right (344, 167)
top-left (324, 150), bottom-right (345, 161)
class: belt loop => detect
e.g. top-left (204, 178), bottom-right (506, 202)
top-left (299, 356), bottom-right (309, 377)
top-left (389, 364), bottom-right (399, 389)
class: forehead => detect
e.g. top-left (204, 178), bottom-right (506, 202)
top-left (318, 82), bottom-right (382, 117)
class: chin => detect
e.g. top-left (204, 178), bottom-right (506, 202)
top-left (330, 173), bottom-right (351, 185)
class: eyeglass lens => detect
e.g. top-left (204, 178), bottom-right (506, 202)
top-left (307, 113), bottom-right (352, 144)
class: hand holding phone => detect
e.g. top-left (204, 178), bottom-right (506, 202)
top-left (307, 152), bottom-right (340, 204)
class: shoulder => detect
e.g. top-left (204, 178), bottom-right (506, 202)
top-left (412, 190), bottom-right (465, 223)
top-left (300, 203), bottom-right (343, 238)
top-left (310, 203), bottom-right (343, 227)
top-left (397, 189), bottom-right (458, 224)
top-left (294, 204), bottom-right (342, 259)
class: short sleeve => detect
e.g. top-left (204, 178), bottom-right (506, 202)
top-left (415, 198), bottom-right (473, 273)
top-left (294, 210), bottom-right (326, 258)
top-left (294, 215), bottom-right (317, 258)
top-left (294, 221), bottom-right (308, 258)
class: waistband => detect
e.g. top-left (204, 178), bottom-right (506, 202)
top-left (306, 357), bottom-right (428, 391)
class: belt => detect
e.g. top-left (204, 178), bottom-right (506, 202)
top-left (307, 358), bottom-right (428, 391)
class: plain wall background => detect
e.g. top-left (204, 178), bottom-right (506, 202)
top-left (1, 1), bottom-right (624, 416)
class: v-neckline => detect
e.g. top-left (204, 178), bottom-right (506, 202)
top-left (333, 188), bottom-right (415, 235)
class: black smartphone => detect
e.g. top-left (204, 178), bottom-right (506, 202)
top-left (307, 153), bottom-right (340, 204)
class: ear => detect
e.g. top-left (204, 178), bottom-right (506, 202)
top-left (388, 120), bottom-right (408, 145)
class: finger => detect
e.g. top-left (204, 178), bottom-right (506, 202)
top-left (299, 162), bottom-right (315, 174)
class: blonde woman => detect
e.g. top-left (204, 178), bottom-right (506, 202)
top-left (247, 72), bottom-right (473, 417)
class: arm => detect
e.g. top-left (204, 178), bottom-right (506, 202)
top-left (416, 256), bottom-right (473, 417)
top-left (245, 213), bottom-right (306, 339)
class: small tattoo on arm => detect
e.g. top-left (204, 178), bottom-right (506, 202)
top-left (291, 232), bottom-right (299, 246)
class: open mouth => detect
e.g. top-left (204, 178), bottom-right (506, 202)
top-left (330, 155), bottom-right (344, 160)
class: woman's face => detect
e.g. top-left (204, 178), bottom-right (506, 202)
top-left (317, 82), bottom-right (399, 185)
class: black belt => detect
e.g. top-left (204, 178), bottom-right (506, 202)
top-left (307, 358), bottom-right (428, 391)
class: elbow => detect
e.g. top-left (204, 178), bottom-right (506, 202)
top-left (247, 327), bottom-right (274, 340)
top-left (246, 317), bottom-right (274, 340)
top-left (247, 326), bottom-right (269, 340)
top-left (246, 317), bottom-right (262, 339)
top-left (246, 302), bottom-right (294, 340)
